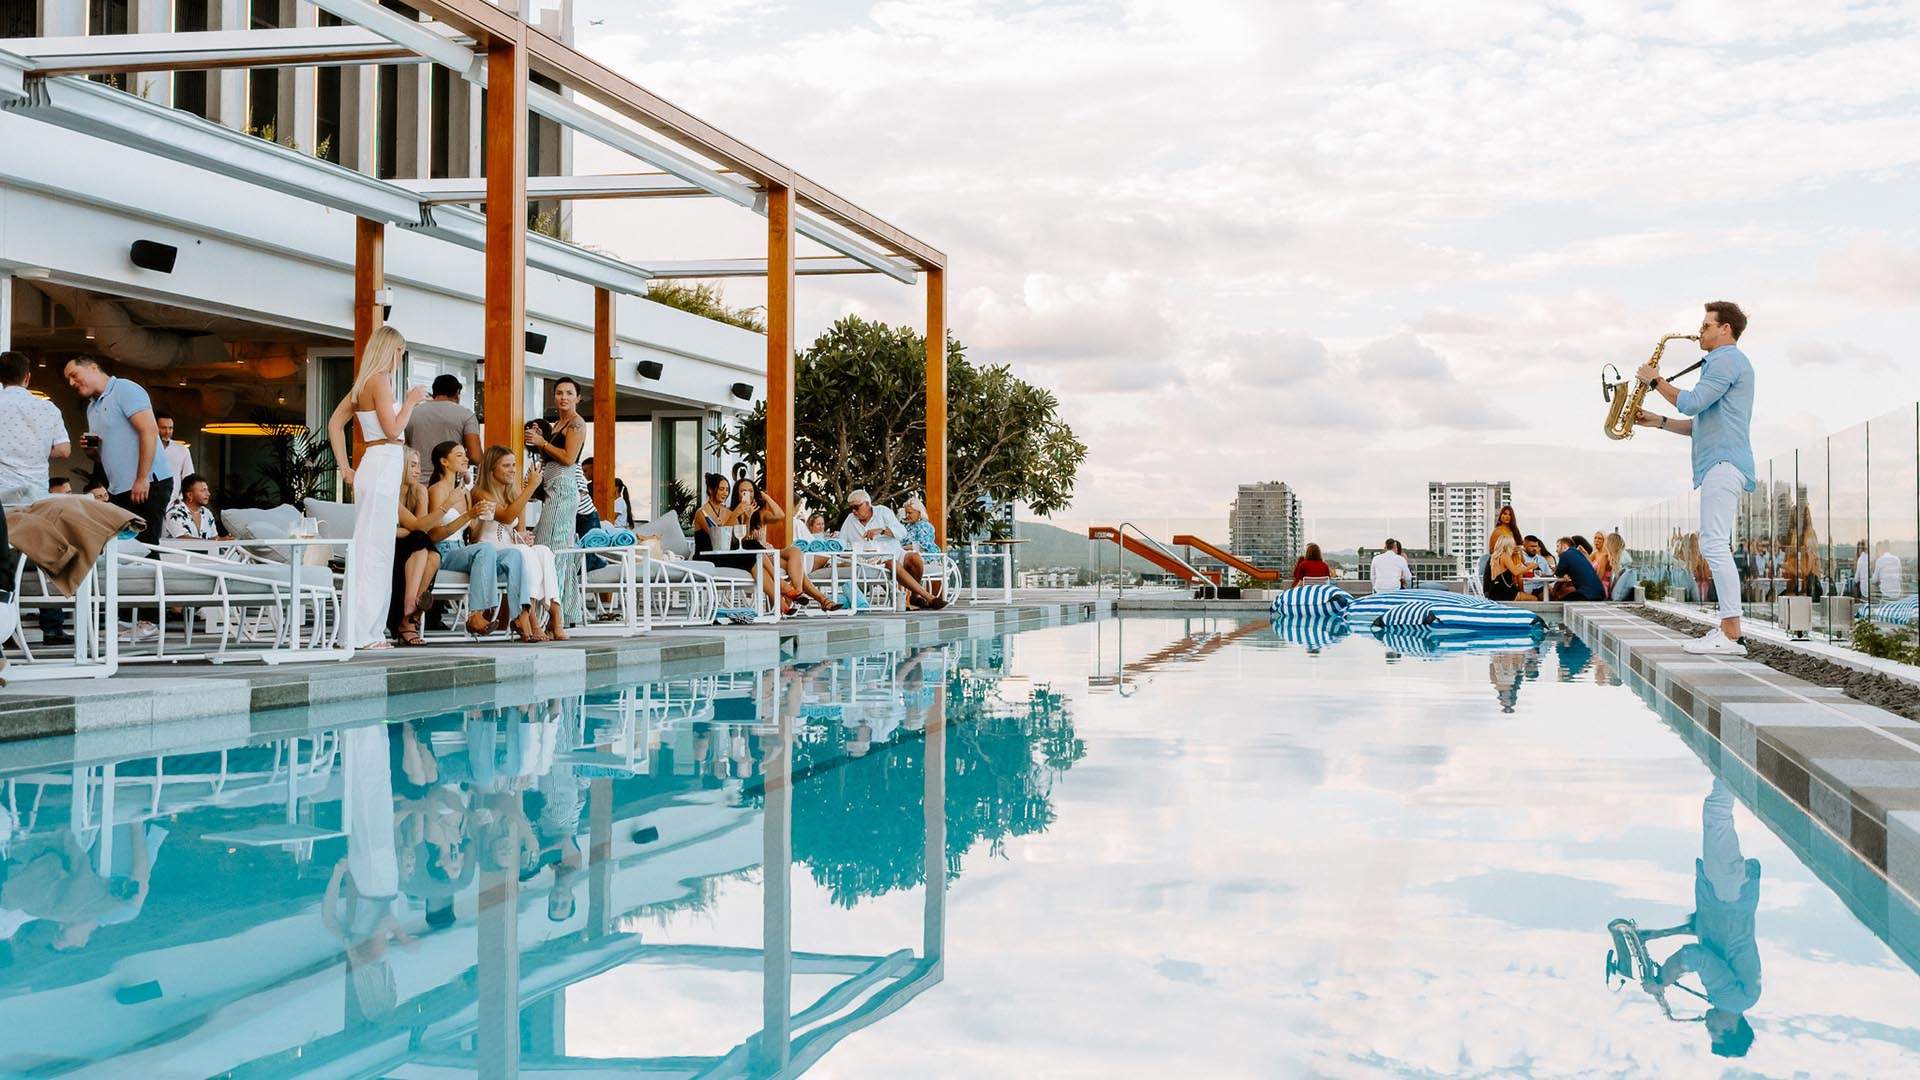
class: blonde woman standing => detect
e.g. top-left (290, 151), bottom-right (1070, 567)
top-left (327, 325), bottom-right (428, 650)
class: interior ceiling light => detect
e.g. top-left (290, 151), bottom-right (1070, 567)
top-left (203, 421), bottom-right (306, 437)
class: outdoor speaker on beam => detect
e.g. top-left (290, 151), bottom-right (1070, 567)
top-left (636, 360), bottom-right (664, 380)
top-left (730, 382), bottom-right (753, 401)
top-left (525, 330), bottom-right (548, 355)
top-left (129, 240), bottom-right (178, 274)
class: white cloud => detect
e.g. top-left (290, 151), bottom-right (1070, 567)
top-left (569, 0), bottom-right (1920, 547)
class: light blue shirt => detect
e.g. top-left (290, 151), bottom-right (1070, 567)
top-left (86, 376), bottom-right (172, 495)
top-left (1674, 344), bottom-right (1755, 492)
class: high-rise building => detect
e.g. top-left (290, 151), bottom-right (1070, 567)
top-left (1229, 482), bottom-right (1305, 571)
top-left (1427, 481), bottom-right (1513, 572)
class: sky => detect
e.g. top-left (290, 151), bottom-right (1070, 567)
top-left (558, 0), bottom-right (1920, 550)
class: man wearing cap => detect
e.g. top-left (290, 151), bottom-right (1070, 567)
top-left (838, 489), bottom-right (945, 609)
top-left (405, 374), bottom-right (483, 466)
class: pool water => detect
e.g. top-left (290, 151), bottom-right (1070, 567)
top-left (3, 616), bottom-right (1919, 1078)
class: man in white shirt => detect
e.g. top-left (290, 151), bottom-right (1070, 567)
top-left (1854, 542), bottom-right (1872, 599)
top-left (1369, 538), bottom-right (1413, 595)
top-left (1874, 542), bottom-right (1905, 600)
top-left (0, 351), bottom-right (71, 506)
top-left (163, 474), bottom-right (224, 540)
top-left (156, 415), bottom-right (194, 506)
top-left (838, 488), bottom-right (945, 609)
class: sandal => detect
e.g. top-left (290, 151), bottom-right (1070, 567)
top-left (399, 626), bottom-right (427, 647)
top-left (465, 611), bottom-right (495, 637)
top-left (513, 611), bottom-right (541, 644)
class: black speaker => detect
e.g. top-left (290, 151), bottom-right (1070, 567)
top-left (730, 382), bottom-right (753, 401)
top-left (525, 330), bottom-right (548, 355)
top-left (636, 359), bottom-right (664, 380)
top-left (129, 240), bottom-right (178, 274)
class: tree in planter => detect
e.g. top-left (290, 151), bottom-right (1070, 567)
top-left (714, 316), bottom-right (1086, 539)
top-left (242, 417), bottom-right (337, 509)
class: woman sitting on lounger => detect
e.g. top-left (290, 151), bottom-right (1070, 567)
top-left (388, 448), bottom-right (442, 646)
top-left (425, 442), bottom-right (513, 638)
top-left (472, 446), bottom-right (567, 642)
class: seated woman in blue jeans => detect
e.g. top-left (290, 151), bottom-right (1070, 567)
top-left (424, 440), bottom-right (523, 637)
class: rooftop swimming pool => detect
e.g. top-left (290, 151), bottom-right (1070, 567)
top-left (2, 616), bottom-right (1918, 1078)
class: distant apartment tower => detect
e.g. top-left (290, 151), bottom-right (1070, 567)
top-left (1228, 482), bottom-right (1304, 571)
top-left (1428, 481), bottom-right (1513, 571)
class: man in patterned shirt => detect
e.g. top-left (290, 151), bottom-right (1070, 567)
top-left (163, 474), bottom-right (225, 541)
top-left (0, 351), bottom-right (71, 506)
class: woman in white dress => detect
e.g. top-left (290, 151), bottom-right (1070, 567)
top-left (471, 445), bottom-right (567, 641)
top-left (326, 325), bottom-right (428, 650)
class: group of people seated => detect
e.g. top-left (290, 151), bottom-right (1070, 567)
top-left (1482, 506), bottom-right (1636, 603)
top-left (689, 475), bottom-right (951, 615)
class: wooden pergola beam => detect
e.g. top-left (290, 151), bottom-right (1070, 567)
top-left (481, 31), bottom-right (527, 458)
top-left (925, 268), bottom-right (947, 546)
top-left (593, 288), bottom-right (617, 520)
top-left (764, 185), bottom-right (796, 547)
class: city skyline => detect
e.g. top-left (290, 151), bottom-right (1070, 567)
top-left (566, 1), bottom-right (1920, 551)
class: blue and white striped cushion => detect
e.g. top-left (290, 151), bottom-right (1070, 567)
top-left (1346, 588), bottom-right (1495, 625)
top-left (1270, 583), bottom-right (1353, 618)
top-left (1270, 613), bottom-right (1350, 650)
top-left (1875, 595), bottom-right (1917, 627)
top-left (1372, 625), bottom-right (1442, 658)
top-left (1363, 592), bottom-right (1543, 634)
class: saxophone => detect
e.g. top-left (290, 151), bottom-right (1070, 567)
top-left (1603, 333), bottom-right (1699, 441)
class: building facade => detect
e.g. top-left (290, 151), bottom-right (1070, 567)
top-left (0, 0), bottom-right (763, 522)
top-left (1228, 481), bottom-right (1304, 571)
top-left (1427, 481), bottom-right (1513, 572)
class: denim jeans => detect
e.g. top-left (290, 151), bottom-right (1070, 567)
top-left (1698, 462), bottom-right (1745, 620)
top-left (436, 541), bottom-right (517, 614)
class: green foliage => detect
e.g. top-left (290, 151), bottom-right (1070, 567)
top-left (1641, 578), bottom-right (1669, 602)
top-left (1852, 619), bottom-right (1920, 665)
top-left (662, 478), bottom-right (696, 530)
top-left (645, 281), bottom-right (766, 333)
top-left (714, 315), bottom-right (1087, 539)
top-left (244, 416), bottom-right (337, 509)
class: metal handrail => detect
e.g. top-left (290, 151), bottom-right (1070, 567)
top-left (1096, 522), bottom-right (1219, 600)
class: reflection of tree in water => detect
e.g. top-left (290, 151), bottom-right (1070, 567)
top-left (786, 676), bottom-right (1083, 908)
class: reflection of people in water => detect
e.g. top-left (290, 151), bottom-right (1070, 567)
top-left (0, 824), bottom-right (154, 951)
top-left (324, 726), bottom-right (410, 1023)
top-left (1490, 652), bottom-right (1526, 712)
top-left (1635, 779), bottom-right (1762, 1058)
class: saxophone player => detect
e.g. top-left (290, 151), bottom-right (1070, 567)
top-left (1634, 302), bottom-right (1756, 655)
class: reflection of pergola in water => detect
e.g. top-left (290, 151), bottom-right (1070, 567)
top-left (225, 678), bottom-right (952, 1078)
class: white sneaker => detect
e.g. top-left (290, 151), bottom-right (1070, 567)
top-left (1683, 629), bottom-right (1747, 656)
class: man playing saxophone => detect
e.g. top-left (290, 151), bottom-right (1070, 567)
top-left (1634, 301), bottom-right (1756, 655)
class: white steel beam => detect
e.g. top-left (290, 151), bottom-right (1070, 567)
top-left (402, 173), bottom-right (717, 203)
top-left (0, 27), bottom-right (422, 75)
top-left (793, 214), bottom-right (920, 285)
top-left (1, 69), bottom-right (428, 226)
top-left (411, 205), bottom-right (655, 294)
top-left (305, 0), bottom-right (480, 77)
top-left (524, 84), bottom-right (759, 211)
top-left (646, 257), bottom-right (895, 279)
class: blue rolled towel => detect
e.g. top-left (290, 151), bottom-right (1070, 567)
top-left (578, 527), bottom-right (613, 549)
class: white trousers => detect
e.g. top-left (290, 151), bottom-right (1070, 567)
top-left (348, 445), bottom-right (403, 648)
top-left (512, 543), bottom-right (562, 604)
top-left (1702, 779), bottom-right (1746, 904)
top-left (1697, 462), bottom-right (1745, 621)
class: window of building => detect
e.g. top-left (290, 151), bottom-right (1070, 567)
top-left (87, 0), bottom-right (131, 91)
top-left (0, 0), bottom-right (35, 38)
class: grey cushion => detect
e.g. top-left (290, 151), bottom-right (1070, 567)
top-left (640, 512), bottom-right (691, 559)
top-left (21, 559), bottom-right (335, 599)
top-left (222, 504), bottom-right (301, 542)
top-left (302, 498), bottom-right (360, 541)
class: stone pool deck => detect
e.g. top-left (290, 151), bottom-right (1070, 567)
top-left (0, 599), bottom-right (1106, 745)
top-left (1565, 606), bottom-right (1920, 932)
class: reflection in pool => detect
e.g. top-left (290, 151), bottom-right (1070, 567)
top-left (3, 618), bottom-right (1919, 1077)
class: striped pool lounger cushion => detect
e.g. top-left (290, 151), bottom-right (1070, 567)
top-left (1875, 595), bottom-right (1917, 627)
top-left (1370, 595), bottom-right (1544, 634)
top-left (1270, 613), bottom-right (1351, 650)
top-left (1345, 588), bottom-right (1502, 625)
top-left (1270, 583), bottom-right (1354, 618)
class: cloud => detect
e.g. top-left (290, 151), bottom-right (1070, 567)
top-left (568, 0), bottom-right (1920, 546)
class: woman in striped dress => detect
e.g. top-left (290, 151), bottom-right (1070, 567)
top-left (525, 377), bottom-right (586, 628)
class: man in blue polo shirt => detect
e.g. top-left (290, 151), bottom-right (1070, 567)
top-left (63, 358), bottom-right (172, 546)
top-left (1635, 302), bottom-right (1755, 655)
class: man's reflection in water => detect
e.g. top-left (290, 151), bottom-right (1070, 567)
top-left (1640, 779), bottom-right (1762, 1058)
top-left (323, 726), bottom-right (411, 1024)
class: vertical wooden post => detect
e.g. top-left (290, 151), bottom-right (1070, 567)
top-left (593, 288), bottom-right (617, 518)
top-left (483, 34), bottom-right (529, 459)
top-left (351, 218), bottom-right (385, 467)
top-left (353, 218), bottom-right (385, 367)
top-left (764, 184), bottom-right (796, 547)
top-left (924, 267), bottom-right (948, 546)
